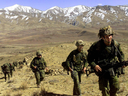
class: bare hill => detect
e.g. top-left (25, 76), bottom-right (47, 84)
top-left (0, 41), bottom-right (128, 96)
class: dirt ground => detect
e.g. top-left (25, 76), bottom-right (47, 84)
top-left (0, 26), bottom-right (128, 96)
top-left (0, 41), bottom-right (128, 96)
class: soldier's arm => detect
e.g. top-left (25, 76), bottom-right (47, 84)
top-left (30, 58), bottom-right (35, 69)
top-left (42, 58), bottom-right (48, 71)
top-left (12, 65), bottom-right (15, 71)
top-left (83, 52), bottom-right (88, 68)
top-left (66, 51), bottom-right (73, 71)
top-left (117, 44), bottom-right (124, 62)
top-left (87, 44), bottom-right (97, 68)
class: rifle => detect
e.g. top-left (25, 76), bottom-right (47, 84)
top-left (32, 65), bottom-right (40, 72)
top-left (85, 68), bottom-right (95, 77)
top-left (86, 60), bottom-right (128, 77)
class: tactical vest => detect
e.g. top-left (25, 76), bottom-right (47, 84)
top-left (33, 57), bottom-right (46, 70)
top-left (94, 39), bottom-right (119, 65)
top-left (72, 50), bottom-right (86, 71)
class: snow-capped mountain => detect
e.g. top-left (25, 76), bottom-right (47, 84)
top-left (2, 4), bottom-right (42, 13)
top-left (1, 4), bottom-right (128, 28)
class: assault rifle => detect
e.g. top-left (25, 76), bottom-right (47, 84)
top-left (32, 65), bottom-right (40, 72)
top-left (86, 60), bottom-right (128, 77)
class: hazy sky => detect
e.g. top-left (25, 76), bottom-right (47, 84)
top-left (0, 0), bottom-right (128, 11)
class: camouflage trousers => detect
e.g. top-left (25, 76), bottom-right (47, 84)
top-left (71, 70), bottom-right (82, 95)
top-left (4, 72), bottom-right (10, 82)
top-left (99, 75), bottom-right (119, 96)
top-left (10, 70), bottom-right (13, 77)
top-left (34, 70), bottom-right (45, 85)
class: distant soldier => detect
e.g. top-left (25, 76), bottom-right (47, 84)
top-left (9, 63), bottom-right (15, 77)
top-left (19, 61), bottom-right (23, 66)
top-left (23, 57), bottom-right (27, 65)
top-left (1, 63), bottom-right (10, 82)
top-left (30, 51), bottom-right (48, 88)
top-left (66, 40), bottom-right (88, 96)
top-left (13, 61), bottom-right (18, 67)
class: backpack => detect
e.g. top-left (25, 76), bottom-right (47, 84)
top-left (61, 61), bottom-right (70, 75)
top-left (61, 61), bottom-right (69, 71)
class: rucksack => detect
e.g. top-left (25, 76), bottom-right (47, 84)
top-left (61, 61), bottom-right (70, 75)
top-left (61, 61), bottom-right (69, 71)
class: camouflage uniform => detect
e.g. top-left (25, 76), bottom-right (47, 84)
top-left (9, 63), bottom-right (15, 77)
top-left (30, 51), bottom-right (47, 87)
top-left (66, 40), bottom-right (88, 95)
top-left (23, 57), bottom-right (27, 65)
top-left (1, 63), bottom-right (10, 82)
top-left (87, 26), bottom-right (124, 96)
top-left (19, 61), bottom-right (23, 65)
top-left (13, 61), bottom-right (18, 67)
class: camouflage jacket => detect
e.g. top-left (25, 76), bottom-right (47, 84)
top-left (9, 63), bottom-right (15, 71)
top-left (13, 61), bottom-right (18, 66)
top-left (30, 57), bottom-right (47, 71)
top-left (87, 39), bottom-right (124, 69)
top-left (66, 49), bottom-right (88, 71)
top-left (1, 63), bottom-right (10, 73)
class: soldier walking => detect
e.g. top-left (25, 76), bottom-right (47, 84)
top-left (66, 40), bottom-right (88, 96)
top-left (87, 26), bottom-right (125, 96)
top-left (30, 51), bottom-right (48, 88)
top-left (9, 63), bottom-right (15, 77)
top-left (13, 61), bottom-right (18, 67)
top-left (1, 63), bottom-right (11, 82)
top-left (23, 57), bottom-right (28, 65)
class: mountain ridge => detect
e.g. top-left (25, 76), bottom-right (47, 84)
top-left (0, 4), bottom-right (128, 30)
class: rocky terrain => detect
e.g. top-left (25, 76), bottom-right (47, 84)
top-left (0, 40), bottom-right (128, 96)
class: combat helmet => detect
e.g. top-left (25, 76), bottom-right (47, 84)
top-left (36, 51), bottom-right (42, 56)
top-left (98, 25), bottom-right (114, 38)
top-left (75, 40), bottom-right (84, 46)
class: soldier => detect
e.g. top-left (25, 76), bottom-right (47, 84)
top-left (19, 61), bottom-right (23, 66)
top-left (30, 51), bottom-right (48, 88)
top-left (9, 63), bottom-right (15, 77)
top-left (66, 40), bottom-right (88, 96)
top-left (23, 57), bottom-right (27, 65)
top-left (87, 26), bottom-right (125, 96)
top-left (1, 63), bottom-right (10, 82)
top-left (13, 61), bottom-right (18, 67)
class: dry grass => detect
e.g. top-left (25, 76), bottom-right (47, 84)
top-left (19, 82), bottom-right (28, 90)
top-left (14, 93), bottom-right (22, 96)
top-left (0, 26), bottom-right (128, 96)
top-left (32, 88), bottom-right (72, 96)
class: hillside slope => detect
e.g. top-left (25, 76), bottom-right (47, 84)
top-left (0, 42), bottom-right (128, 96)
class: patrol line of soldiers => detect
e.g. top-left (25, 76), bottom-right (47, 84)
top-left (29, 25), bottom-right (126, 96)
top-left (1, 58), bottom-right (28, 82)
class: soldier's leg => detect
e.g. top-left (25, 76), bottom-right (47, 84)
top-left (109, 76), bottom-right (119, 96)
top-left (40, 70), bottom-right (45, 81)
top-left (78, 71), bottom-right (82, 83)
top-left (4, 73), bottom-right (6, 82)
top-left (34, 71), bottom-right (40, 87)
top-left (99, 76), bottom-right (109, 96)
top-left (10, 70), bottom-right (13, 77)
top-left (8, 72), bottom-right (10, 80)
top-left (71, 70), bottom-right (81, 95)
